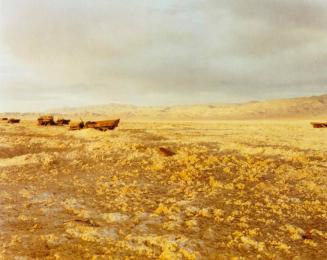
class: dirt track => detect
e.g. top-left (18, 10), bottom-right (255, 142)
top-left (0, 120), bottom-right (326, 259)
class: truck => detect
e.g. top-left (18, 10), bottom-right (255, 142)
top-left (8, 118), bottom-right (20, 124)
top-left (311, 122), bottom-right (327, 128)
top-left (84, 119), bottom-right (120, 131)
top-left (37, 115), bottom-right (56, 126)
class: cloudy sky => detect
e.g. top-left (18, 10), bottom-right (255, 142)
top-left (0, 0), bottom-right (327, 111)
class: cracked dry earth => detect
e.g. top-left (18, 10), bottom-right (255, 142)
top-left (0, 120), bottom-right (326, 259)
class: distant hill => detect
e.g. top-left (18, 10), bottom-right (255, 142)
top-left (1, 94), bottom-right (327, 120)
top-left (50, 94), bottom-right (327, 120)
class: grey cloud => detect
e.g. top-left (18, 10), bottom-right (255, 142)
top-left (0, 0), bottom-right (326, 111)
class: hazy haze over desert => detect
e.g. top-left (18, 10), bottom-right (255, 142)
top-left (0, 0), bottom-right (327, 259)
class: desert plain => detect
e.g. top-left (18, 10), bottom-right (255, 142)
top-left (0, 117), bottom-right (326, 259)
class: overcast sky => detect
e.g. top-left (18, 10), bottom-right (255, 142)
top-left (1, 0), bottom-right (327, 112)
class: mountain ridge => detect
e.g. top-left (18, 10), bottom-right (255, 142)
top-left (1, 94), bottom-right (326, 120)
top-left (49, 94), bottom-right (327, 120)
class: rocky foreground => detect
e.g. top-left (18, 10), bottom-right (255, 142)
top-left (0, 120), bottom-right (326, 259)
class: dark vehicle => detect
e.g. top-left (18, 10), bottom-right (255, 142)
top-left (38, 115), bottom-right (56, 126)
top-left (8, 118), bottom-right (20, 124)
top-left (311, 122), bottom-right (327, 128)
top-left (85, 119), bottom-right (120, 131)
top-left (56, 119), bottom-right (71, 126)
top-left (69, 121), bottom-right (85, 130)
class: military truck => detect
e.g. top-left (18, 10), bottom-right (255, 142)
top-left (38, 115), bottom-right (56, 126)
top-left (311, 122), bottom-right (327, 128)
top-left (56, 118), bottom-right (71, 126)
top-left (8, 118), bottom-right (20, 124)
top-left (84, 119), bottom-right (120, 131)
top-left (69, 121), bottom-right (85, 130)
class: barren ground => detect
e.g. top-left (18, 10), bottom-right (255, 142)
top-left (0, 120), bottom-right (326, 259)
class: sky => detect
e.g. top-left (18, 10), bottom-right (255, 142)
top-left (0, 0), bottom-right (327, 112)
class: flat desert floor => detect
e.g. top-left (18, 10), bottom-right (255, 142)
top-left (0, 120), bottom-right (326, 259)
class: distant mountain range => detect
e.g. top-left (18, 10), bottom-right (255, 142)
top-left (2, 94), bottom-right (327, 120)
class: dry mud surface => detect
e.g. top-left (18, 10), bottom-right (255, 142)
top-left (0, 120), bottom-right (326, 259)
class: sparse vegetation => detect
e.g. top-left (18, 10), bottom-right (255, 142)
top-left (0, 120), bottom-right (326, 259)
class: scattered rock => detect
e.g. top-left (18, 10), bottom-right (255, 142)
top-left (158, 147), bottom-right (176, 157)
top-left (302, 229), bottom-right (313, 240)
